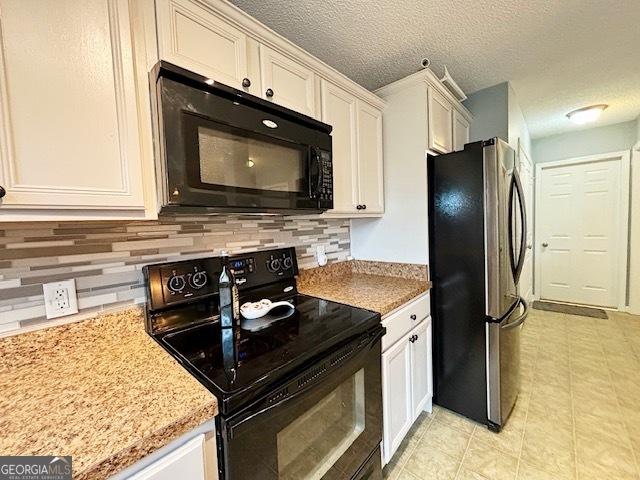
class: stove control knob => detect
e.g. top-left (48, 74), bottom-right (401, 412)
top-left (283, 256), bottom-right (293, 269)
top-left (167, 275), bottom-right (186, 293)
top-left (267, 258), bottom-right (281, 272)
top-left (189, 270), bottom-right (208, 289)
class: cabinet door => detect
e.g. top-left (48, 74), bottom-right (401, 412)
top-left (427, 87), bottom-right (453, 154)
top-left (410, 319), bottom-right (432, 421)
top-left (0, 0), bottom-right (144, 211)
top-left (259, 45), bottom-right (316, 117)
top-left (381, 334), bottom-right (413, 465)
top-left (321, 80), bottom-right (358, 214)
top-left (452, 110), bottom-right (470, 152)
top-left (156, 0), bottom-right (249, 91)
top-left (356, 100), bottom-right (384, 213)
top-left (127, 435), bottom-right (207, 480)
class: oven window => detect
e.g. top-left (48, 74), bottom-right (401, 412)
top-left (277, 369), bottom-right (365, 480)
top-left (198, 126), bottom-right (305, 192)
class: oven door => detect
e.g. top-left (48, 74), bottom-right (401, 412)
top-left (218, 328), bottom-right (383, 480)
top-left (157, 73), bottom-right (332, 213)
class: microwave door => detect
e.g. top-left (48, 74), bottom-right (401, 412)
top-left (156, 70), bottom-right (332, 214)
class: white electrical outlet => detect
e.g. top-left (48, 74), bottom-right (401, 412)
top-left (43, 279), bottom-right (79, 319)
top-left (316, 245), bottom-right (328, 267)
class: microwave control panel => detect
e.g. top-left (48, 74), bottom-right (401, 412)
top-left (320, 150), bottom-right (333, 205)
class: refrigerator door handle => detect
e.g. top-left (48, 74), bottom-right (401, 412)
top-left (508, 171), bottom-right (527, 284)
top-left (501, 298), bottom-right (528, 330)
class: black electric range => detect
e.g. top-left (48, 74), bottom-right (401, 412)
top-left (143, 248), bottom-right (384, 480)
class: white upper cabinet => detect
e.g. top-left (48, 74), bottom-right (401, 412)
top-left (427, 86), bottom-right (454, 154)
top-left (321, 80), bottom-right (358, 213)
top-left (321, 79), bottom-right (384, 216)
top-left (259, 45), bottom-right (316, 117)
top-left (356, 101), bottom-right (384, 214)
top-left (156, 0), bottom-right (250, 91)
top-left (0, 0), bottom-right (145, 216)
top-left (453, 109), bottom-right (470, 152)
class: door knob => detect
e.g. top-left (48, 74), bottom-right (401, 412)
top-left (542, 242), bottom-right (549, 247)
top-left (265, 88), bottom-right (274, 98)
top-left (242, 77), bottom-right (251, 88)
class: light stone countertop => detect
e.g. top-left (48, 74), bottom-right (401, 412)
top-left (297, 260), bottom-right (431, 316)
top-left (0, 308), bottom-right (217, 479)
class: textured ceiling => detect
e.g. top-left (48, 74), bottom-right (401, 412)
top-left (229, 0), bottom-right (640, 138)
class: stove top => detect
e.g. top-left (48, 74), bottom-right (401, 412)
top-left (158, 293), bottom-right (379, 414)
top-left (143, 248), bottom-right (381, 415)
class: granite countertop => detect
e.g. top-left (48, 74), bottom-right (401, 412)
top-left (0, 309), bottom-right (218, 479)
top-left (297, 260), bottom-right (431, 316)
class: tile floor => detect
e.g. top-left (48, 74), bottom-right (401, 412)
top-left (383, 308), bottom-right (640, 480)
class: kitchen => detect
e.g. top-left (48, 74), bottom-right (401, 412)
top-left (1, 1), bottom-right (639, 480)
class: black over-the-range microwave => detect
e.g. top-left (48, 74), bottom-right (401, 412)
top-left (150, 61), bottom-right (333, 215)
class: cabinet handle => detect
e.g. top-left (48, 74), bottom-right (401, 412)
top-left (242, 77), bottom-right (251, 88)
top-left (362, 204), bottom-right (367, 210)
top-left (356, 205), bottom-right (362, 210)
top-left (410, 314), bottom-right (417, 320)
top-left (409, 335), bottom-right (417, 343)
top-left (266, 88), bottom-right (274, 98)
top-left (0, 186), bottom-right (5, 198)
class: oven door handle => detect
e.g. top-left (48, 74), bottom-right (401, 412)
top-left (227, 327), bottom-right (384, 439)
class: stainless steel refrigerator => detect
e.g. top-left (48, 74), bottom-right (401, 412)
top-left (427, 138), bottom-right (529, 431)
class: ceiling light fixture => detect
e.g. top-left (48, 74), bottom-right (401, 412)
top-left (566, 104), bottom-right (608, 125)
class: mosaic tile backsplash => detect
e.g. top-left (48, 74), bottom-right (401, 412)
top-left (0, 215), bottom-right (350, 334)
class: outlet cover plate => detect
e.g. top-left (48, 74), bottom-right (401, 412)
top-left (43, 279), bottom-right (79, 319)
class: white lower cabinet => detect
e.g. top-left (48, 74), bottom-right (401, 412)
top-left (382, 331), bottom-right (413, 463)
top-left (125, 433), bottom-right (217, 480)
top-left (410, 320), bottom-right (433, 419)
top-left (381, 294), bottom-right (432, 465)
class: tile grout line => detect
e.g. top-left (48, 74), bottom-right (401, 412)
top-left (393, 410), bottom-right (436, 480)
top-left (452, 424), bottom-right (475, 479)
top-left (514, 325), bottom-right (539, 479)
top-left (566, 314), bottom-right (581, 480)
top-left (601, 326), bottom-right (640, 478)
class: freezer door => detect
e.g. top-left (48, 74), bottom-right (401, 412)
top-left (483, 139), bottom-right (519, 319)
top-left (486, 297), bottom-right (528, 428)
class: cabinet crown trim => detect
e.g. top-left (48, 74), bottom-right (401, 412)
top-left (375, 68), bottom-right (471, 120)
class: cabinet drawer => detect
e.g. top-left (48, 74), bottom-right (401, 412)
top-left (382, 293), bottom-right (430, 351)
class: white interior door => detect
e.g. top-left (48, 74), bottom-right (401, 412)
top-left (537, 153), bottom-right (629, 308)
